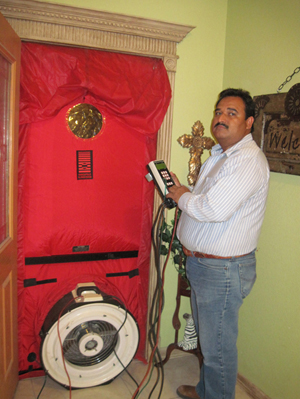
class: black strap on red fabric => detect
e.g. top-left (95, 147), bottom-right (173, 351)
top-left (25, 250), bottom-right (139, 265)
top-left (106, 268), bottom-right (139, 279)
top-left (23, 278), bottom-right (57, 287)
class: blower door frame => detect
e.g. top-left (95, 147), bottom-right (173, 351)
top-left (40, 298), bottom-right (139, 388)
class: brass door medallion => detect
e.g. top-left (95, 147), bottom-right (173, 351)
top-left (67, 103), bottom-right (104, 139)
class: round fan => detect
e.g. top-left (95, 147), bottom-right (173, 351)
top-left (40, 287), bottom-right (139, 389)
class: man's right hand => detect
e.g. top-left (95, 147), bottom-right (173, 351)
top-left (170, 172), bottom-right (181, 187)
top-left (167, 172), bottom-right (190, 204)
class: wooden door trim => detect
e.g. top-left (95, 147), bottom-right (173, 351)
top-left (0, 11), bottom-right (21, 399)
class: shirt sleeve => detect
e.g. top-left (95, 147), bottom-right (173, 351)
top-left (178, 153), bottom-right (267, 223)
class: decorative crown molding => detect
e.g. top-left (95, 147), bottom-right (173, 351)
top-left (0, 0), bottom-right (195, 68)
top-left (0, 0), bottom-right (194, 43)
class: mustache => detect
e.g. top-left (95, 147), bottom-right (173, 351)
top-left (214, 122), bottom-right (229, 129)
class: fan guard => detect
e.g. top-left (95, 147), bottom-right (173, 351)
top-left (62, 319), bottom-right (117, 366)
top-left (40, 288), bottom-right (139, 389)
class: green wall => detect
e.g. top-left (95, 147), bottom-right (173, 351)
top-left (32, 1), bottom-right (300, 398)
top-left (223, 1), bottom-right (300, 399)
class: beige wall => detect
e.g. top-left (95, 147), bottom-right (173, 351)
top-left (224, 1), bottom-right (300, 399)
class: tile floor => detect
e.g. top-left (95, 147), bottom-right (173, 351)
top-left (13, 351), bottom-right (252, 399)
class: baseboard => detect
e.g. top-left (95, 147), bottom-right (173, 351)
top-left (159, 347), bottom-right (271, 399)
top-left (237, 373), bottom-right (272, 399)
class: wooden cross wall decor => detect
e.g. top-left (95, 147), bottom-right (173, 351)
top-left (177, 120), bottom-right (215, 186)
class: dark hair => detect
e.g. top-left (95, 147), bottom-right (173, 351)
top-left (216, 88), bottom-right (255, 130)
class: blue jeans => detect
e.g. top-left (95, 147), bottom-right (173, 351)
top-left (186, 250), bottom-right (256, 399)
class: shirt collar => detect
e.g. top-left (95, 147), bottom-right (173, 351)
top-left (211, 133), bottom-right (253, 156)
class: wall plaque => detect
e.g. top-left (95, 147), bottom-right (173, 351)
top-left (253, 83), bottom-right (300, 175)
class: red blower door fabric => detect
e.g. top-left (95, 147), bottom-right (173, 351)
top-left (18, 42), bottom-right (171, 375)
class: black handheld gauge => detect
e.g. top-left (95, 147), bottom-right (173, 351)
top-left (147, 160), bottom-right (177, 209)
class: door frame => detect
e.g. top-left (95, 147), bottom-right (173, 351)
top-left (0, 11), bottom-right (21, 399)
top-left (0, 0), bottom-right (194, 359)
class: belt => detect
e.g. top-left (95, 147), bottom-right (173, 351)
top-left (182, 246), bottom-right (250, 259)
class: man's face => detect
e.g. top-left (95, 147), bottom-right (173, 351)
top-left (211, 96), bottom-right (254, 151)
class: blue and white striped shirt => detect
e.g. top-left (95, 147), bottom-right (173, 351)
top-left (177, 134), bottom-right (270, 256)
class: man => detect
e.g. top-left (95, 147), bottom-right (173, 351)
top-left (167, 88), bottom-right (270, 399)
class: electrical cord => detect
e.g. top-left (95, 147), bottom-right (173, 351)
top-left (131, 203), bottom-right (166, 399)
top-left (39, 290), bottom-right (139, 398)
top-left (56, 295), bottom-right (83, 398)
top-left (109, 295), bottom-right (139, 388)
top-left (30, 358), bottom-right (47, 399)
top-left (132, 184), bottom-right (179, 399)
top-left (56, 293), bottom-right (138, 398)
top-left (36, 372), bottom-right (48, 399)
top-left (146, 184), bottom-right (178, 399)
top-left (113, 348), bottom-right (140, 388)
top-left (38, 181), bottom-right (177, 399)
top-left (148, 204), bottom-right (166, 398)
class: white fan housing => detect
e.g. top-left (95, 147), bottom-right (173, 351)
top-left (40, 284), bottom-right (139, 389)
